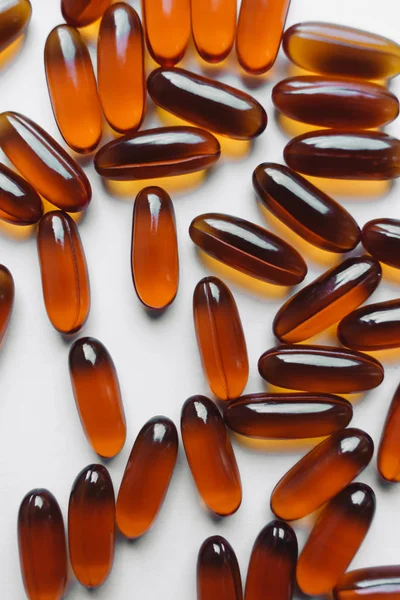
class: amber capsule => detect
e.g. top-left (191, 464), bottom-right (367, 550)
top-left (297, 483), bottom-right (375, 596)
top-left (69, 337), bottom-right (126, 458)
top-left (198, 535), bottom-right (242, 600)
top-left (191, 0), bottom-right (236, 63)
top-left (0, 163), bottom-right (42, 225)
top-left (68, 464), bottom-right (115, 588)
top-left (62, 0), bottom-right (112, 27)
top-left (18, 489), bottom-right (67, 600)
top-left (142, 0), bottom-right (190, 66)
top-left (116, 416), bottom-right (178, 538)
top-left (378, 382), bottom-right (400, 482)
top-left (0, 0), bottom-right (31, 52)
top-left (181, 395), bottom-right (242, 516)
top-left (193, 277), bottom-right (248, 401)
top-left (338, 299), bottom-right (400, 351)
top-left (333, 565), bottom-right (400, 599)
top-left (362, 218), bottom-right (400, 269)
top-left (0, 112), bottom-right (91, 212)
top-left (0, 265), bottom-right (14, 345)
top-left (147, 68), bottom-right (267, 140)
top-left (189, 214), bottom-right (307, 286)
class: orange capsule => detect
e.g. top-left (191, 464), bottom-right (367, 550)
top-left (0, 265), bottom-right (14, 345)
top-left (0, 163), bottom-right (42, 225)
top-left (131, 187), bottom-right (179, 310)
top-left (68, 464), bottom-right (115, 589)
top-left (362, 218), bottom-right (400, 270)
top-left (333, 565), bottom-right (400, 599)
top-left (18, 489), bottom-right (67, 600)
top-left (271, 428), bottom-right (374, 521)
top-left (338, 299), bottom-right (400, 351)
top-left (181, 395), bottom-right (242, 516)
top-left (197, 535), bottom-right (243, 600)
top-left (191, 0), bottom-right (236, 63)
top-left (37, 211), bottom-right (90, 334)
top-left (193, 276), bottom-right (248, 401)
top-left (378, 382), bottom-right (400, 482)
top-left (0, 0), bottom-right (31, 52)
top-left (116, 417), bottom-right (178, 538)
top-left (98, 4), bottom-right (145, 134)
top-left (62, 0), bottom-right (112, 27)
top-left (69, 337), bottom-right (126, 459)
top-left (142, 0), bottom-right (190, 66)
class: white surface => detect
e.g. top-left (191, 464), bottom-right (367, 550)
top-left (1, 1), bottom-right (400, 598)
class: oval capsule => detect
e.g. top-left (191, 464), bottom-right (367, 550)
top-left (0, 0), bottom-right (31, 52)
top-left (142, 0), bottom-right (190, 66)
top-left (0, 163), bottom-right (43, 225)
top-left (193, 276), bottom-right (248, 401)
top-left (197, 535), bottom-right (243, 600)
top-left (378, 382), bottom-right (400, 482)
top-left (362, 218), bottom-right (400, 269)
top-left (191, 0), bottom-right (236, 63)
top-left (0, 112), bottom-right (91, 212)
top-left (116, 416), bottom-right (178, 538)
top-left (68, 464), bottom-right (115, 589)
top-left (333, 565), bottom-right (400, 599)
top-left (189, 213), bottom-right (307, 286)
top-left (147, 67), bottom-right (267, 140)
top-left (181, 395), bottom-right (242, 516)
top-left (338, 299), bottom-right (400, 351)
top-left (61, 0), bottom-right (112, 27)
top-left (0, 265), bottom-right (14, 345)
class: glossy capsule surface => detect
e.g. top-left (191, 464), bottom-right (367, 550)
top-left (94, 126), bottom-right (220, 180)
top-left (181, 395), bottom-right (242, 516)
top-left (116, 417), bottom-right (178, 538)
top-left (339, 299), bottom-right (400, 351)
top-left (68, 464), bottom-right (115, 589)
top-left (193, 276), bottom-right (248, 401)
top-left (142, 0), bottom-right (190, 66)
top-left (61, 0), bottom-right (112, 27)
top-left (297, 483), bottom-right (376, 596)
top-left (362, 218), bottom-right (400, 269)
top-left (0, 0), bottom-right (31, 52)
top-left (0, 112), bottom-right (91, 212)
top-left (258, 345), bottom-right (384, 393)
top-left (0, 265), bottom-right (14, 345)
top-left (69, 337), bottom-right (126, 458)
top-left (378, 383), bottom-right (400, 482)
top-left (131, 187), bottom-right (178, 310)
top-left (197, 535), bottom-right (243, 600)
top-left (18, 489), bottom-right (67, 600)
top-left (191, 0), bottom-right (236, 63)
top-left (0, 163), bottom-right (42, 225)
top-left (189, 213), bottom-right (307, 286)
top-left (271, 428), bottom-right (374, 521)
top-left (333, 566), bottom-right (400, 599)
top-left (98, 4), bottom-right (145, 134)
top-left (148, 67), bottom-right (267, 140)
top-left (244, 520), bottom-right (298, 600)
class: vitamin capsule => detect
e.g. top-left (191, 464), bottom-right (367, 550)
top-left (98, 4), bottom-right (145, 134)
top-left (193, 276), bottom-right (248, 400)
top-left (142, 0), bottom-right (190, 66)
top-left (338, 299), bottom-right (400, 351)
top-left (297, 483), bottom-right (375, 596)
top-left (244, 520), bottom-right (297, 600)
top-left (271, 428), bottom-right (374, 521)
top-left (62, 0), bottom-right (112, 27)
top-left (197, 535), bottom-right (243, 600)
top-left (18, 489), bottom-right (67, 600)
top-left (37, 211), bottom-right (90, 334)
top-left (362, 218), bottom-right (400, 269)
top-left (191, 0), bottom-right (236, 63)
top-left (333, 565), bottom-right (400, 599)
top-left (284, 130), bottom-right (400, 180)
top-left (0, 163), bottom-right (42, 225)
top-left (253, 163), bottom-right (360, 253)
top-left (94, 126), bottom-right (220, 180)
top-left (224, 393), bottom-right (353, 439)
top-left (236, 0), bottom-right (291, 74)
top-left (378, 382), bottom-right (400, 482)
top-left (0, 0), bottom-right (31, 52)
top-left (69, 337), bottom-right (126, 458)
top-left (131, 187), bottom-right (178, 310)
top-left (0, 265), bottom-right (14, 345)
top-left (181, 395), bottom-right (242, 516)
top-left (116, 417), bottom-right (178, 538)
top-left (283, 22), bottom-right (400, 80)
top-left (189, 214), bottom-right (307, 286)
top-left (258, 345), bottom-right (384, 393)
top-left (68, 464), bottom-right (115, 588)
top-left (147, 68), bottom-right (267, 140)
top-left (273, 257), bottom-right (382, 343)
top-left (0, 112), bottom-right (91, 212)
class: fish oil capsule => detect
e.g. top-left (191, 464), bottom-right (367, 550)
top-left (271, 428), bottom-right (374, 521)
top-left (18, 489), bottom-right (67, 600)
top-left (131, 187), bottom-right (179, 310)
top-left (189, 213), bottom-right (307, 286)
top-left (181, 395), bottom-right (242, 516)
top-left (236, 0), bottom-right (291, 75)
top-left (273, 257), bottom-right (381, 343)
top-left (297, 483), bottom-right (375, 596)
top-left (98, 4), bottom-right (145, 134)
top-left (334, 566), bottom-right (400, 599)
top-left (362, 218), bottom-right (400, 269)
top-left (193, 276), bottom-right (248, 400)
top-left (258, 345), bottom-right (384, 393)
top-left (191, 0), bottom-right (236, 63)
top-left (338, 299), bottom-right (400, 351)
top-left (245, 520), bottom-right (297, 600)
top-left (378, 382), bottom-right (400, 482)
top-left (37, 211), bottom-right (90, 334)
top-left (147, 68), bottom-right (267, 140)
top-left (142, 0), bottom-right (190, 66)
top-left (0, 0), bottom-right (31, 52)
top-left (224, 393), bottom-right (352, 439)
top-left (94, 126), bottom-right (220, 180)
top-left (0, 112), bottom-right (91, 212)
top-left (253, 163), bottom-right (360, 253)
top-left (116, 417), bottom-right (178, 538)
top-left (69, 337), bottom-right (126, 458)
top-left (198, 535), bottom-right (243, 600)
top-left (62, 0), bottom-right (112, 27)
top-left (0, 163), bottom-right (42, 225)
top-left (68, 464), bottom-right (115, 588)
top-left (0, 265), bottom-right (14, 345)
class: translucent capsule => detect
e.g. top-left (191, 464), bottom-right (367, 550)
top-left (297, 483), bottom-right (376, 596)
top-left (273, 257), bottom-right (381, 343)
top-left (378, 382), bottom-right (400, 482)
top-left (189, 213), bottom-right (307, 286)
top-left (116, 417), bottom-right (178, 538)
top-left (0, 265), bottom-right (14, 345)
top-left (69, 337), bottom-right (126, 459)
top-left (0, 0), bottom-right (31, 52)
top-left (142, 0), bottom-right (190, 66)
top-left (0, 163), bottom-right (42, 225)
top-left (147, 67), bottom-right (267, 140)
top-left (191, 0), bottom-right (236, 63)
top-left (0, 112), bottom-right (91, 212)
top-left (68, 464), bottom-right (115, 589)
top-left (362, 218), bottom-right (400, 269)
top-left (193, 277), bottom-right (248, 400)
top-left (181, 395), bottom-right (242, 516)
top-left (61, 0), bottom-right (112, 27)
top-left (18, 489), bottom-right (67, 600)
top-left (334, 566), bottom-right (400, 599)
top-left (338, 299), bottom-right (400, 351)
top-left (197, 536), bottom-right (243, 600)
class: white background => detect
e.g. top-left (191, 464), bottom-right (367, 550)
top-left (1, 0), bottom-right (400, 598)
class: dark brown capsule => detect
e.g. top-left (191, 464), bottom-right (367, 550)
top-left (0, 0), bottom-right (31, 53)
top-left (0, 163), bottom-right (43, 225)
top-left (362, 218), bottom-right (400, 269)
top-left (0, 265), bottom-right (14, 345)
top-left (333, 565), bottom-right (400, 599)
top-left (338, 299), bottom-right (400, 351)
top-left (62, 0), bottom-right (112, 27)
top-left (197, 535), bottom-right (243, 600)
top-left (378, 382), bottom-right (400, 482)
